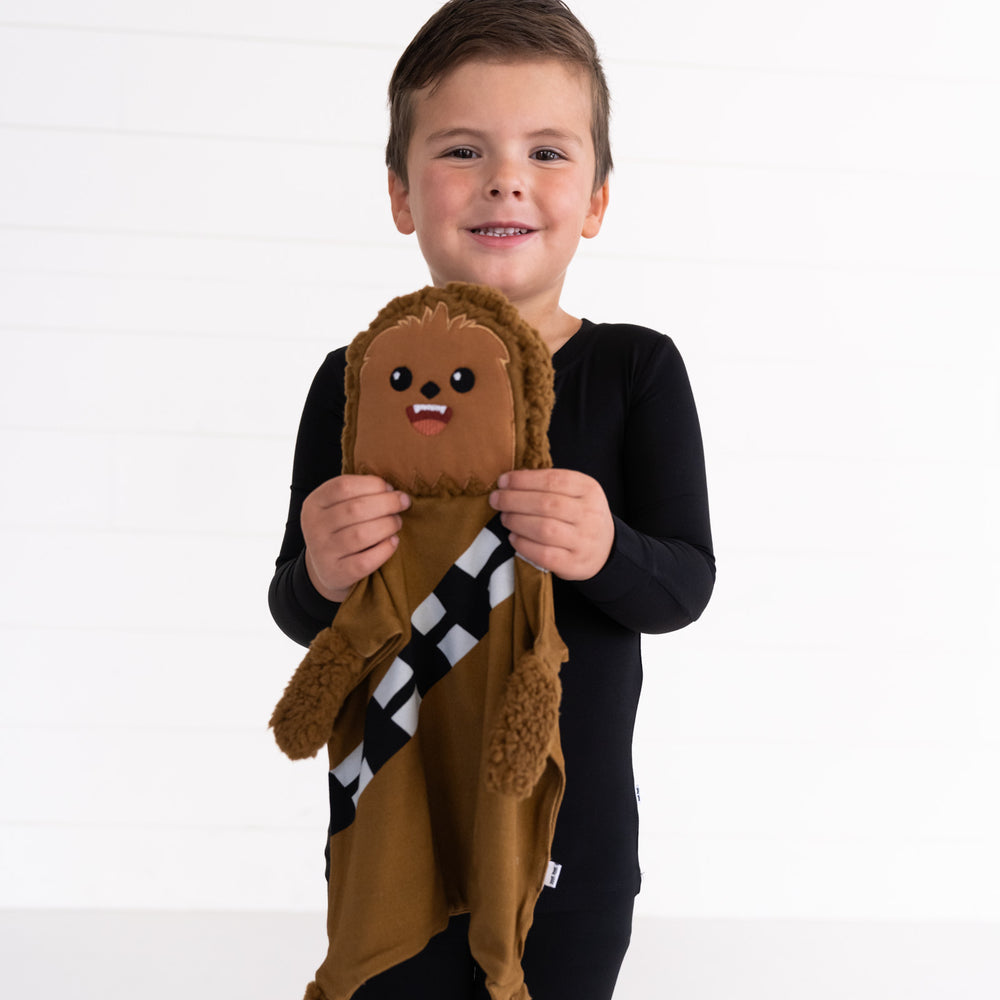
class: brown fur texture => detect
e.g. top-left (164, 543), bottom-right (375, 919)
top-left (270, 628), bottom-right (373, 761)
top-left (486, 649), bottom-right (562, 798)
top-left (343, 282), bottom-right (554, 495)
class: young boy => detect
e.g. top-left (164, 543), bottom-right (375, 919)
top-left (269, 2), bottom-right (715, 997)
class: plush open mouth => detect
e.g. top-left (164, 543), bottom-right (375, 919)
top-left (406, 403), bottom-right (452, 436)
top-left (470, 227), bottom-right (532, 237)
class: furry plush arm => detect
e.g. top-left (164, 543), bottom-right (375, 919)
top-left (486, 558), bottom-right (567, 798)
top-left (270, 570), bottom-right (409, 760)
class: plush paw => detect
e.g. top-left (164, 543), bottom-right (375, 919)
top-left (486, 651), bottom-right (561, 798)
top-left (270, 628), bottom-right (364, 760)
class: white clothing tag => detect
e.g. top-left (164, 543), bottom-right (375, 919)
top-left (544, 861), bottom-right (562, 889)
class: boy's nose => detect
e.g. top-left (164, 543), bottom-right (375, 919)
top-left (487, 159), bottom-right (523, 198)
top-left (420, 381), bottom-right (441, 399)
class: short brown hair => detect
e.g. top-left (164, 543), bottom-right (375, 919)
top-left (386, 0), bottom-right (612, 191)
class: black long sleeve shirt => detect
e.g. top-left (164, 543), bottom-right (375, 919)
top-left (269, 319), bottom-right (715, 909)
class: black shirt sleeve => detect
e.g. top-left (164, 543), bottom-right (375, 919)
top-left (548, 322), bottom-right (715, 635)
top-left (267, 349), bottom-right (349, 646)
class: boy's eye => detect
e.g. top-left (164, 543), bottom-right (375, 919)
top-left (446, 147), bottom-right (478, 159)
top-left (390, 366), bottom-right (412, 391)
top-left (531, 148), bottom-right (564, 162)
top-left (450, 368), bottom-right (475, 393)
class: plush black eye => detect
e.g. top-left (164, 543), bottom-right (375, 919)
top-left (390, 366), bottom-right (412, 391)
top-left (450, 368), bottom-right (475, 393)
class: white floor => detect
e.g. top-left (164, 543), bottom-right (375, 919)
top-left (2, 911), bottom-right (998, 999)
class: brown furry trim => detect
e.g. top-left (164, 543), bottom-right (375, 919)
top-left (486, 650), bottom-right (562, 799)
top-left (303, 983), bottom-right (327, 1000)
top-left (342, 282), bottom-right (554, 493)
top-left (270, 626), bottom-right (365, 760)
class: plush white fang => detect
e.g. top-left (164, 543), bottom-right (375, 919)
top-left (413, 404), bottom-right (448, 414)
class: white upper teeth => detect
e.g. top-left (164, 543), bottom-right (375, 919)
top-left (413, 404), bottom-right (447, 414)
top-left (476, 227), bottom-right (529, 237)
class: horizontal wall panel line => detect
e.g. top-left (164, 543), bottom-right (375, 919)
top-left (0, 622), bottom-right (278, 639)
top-left (0, 422), bottom-right (293, 441)
top-left (1, 819), bottom-right (317, 834)
top-left (622, 153), bottom-right (1000, 183)
top-left (0, 121), bottom-right (378, 152)
top-left (0, 19), bottom-right (397, 52)
top-left (0, 322), bottom-right (336, 346)
top-left (616, 54), bottom-right (1000, 87)
top-left (3, 20), bottom-right (992, 86)
top-left (0, 222), bottom-right (401, 251)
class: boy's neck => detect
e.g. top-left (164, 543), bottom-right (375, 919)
top-left (517, 301), bottom-right (581, 355)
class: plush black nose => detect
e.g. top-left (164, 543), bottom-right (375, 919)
top-left (420, 381), bottom-right (441, 399)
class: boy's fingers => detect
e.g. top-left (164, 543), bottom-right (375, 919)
top-left (494, 495), bottom-right (576, 527)
top-left (341, 535), bottom-right (400, 579)
top-left (306, 532), bottom-right (400, 603)
top-left (333, 491), bottom-right (409, 530)
top-left (491, 469), bottom-right (603, 521)
top-left (497, 467), bottom-right (586, 496)
top-left (501, 510), bottom-right (575, 547)
top-left (506, 533), bottom-right (578, 579)
top-left (311, 474), bottom-right (399, 508)
top-left (491, 481), bottom-right (586, 523)
top-left (306, 481), bottom-right (409, 530)
top-left (333, 513), bottom-right (403, 554)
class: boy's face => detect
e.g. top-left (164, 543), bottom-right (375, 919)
top-left (388, 59), bottom-right (609, 322)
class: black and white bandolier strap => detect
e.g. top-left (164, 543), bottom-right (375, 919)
top-left (328, 513), bottom-right (517, 836)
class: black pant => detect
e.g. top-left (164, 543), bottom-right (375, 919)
top-left (351, 894), bottom-right (635, 1000)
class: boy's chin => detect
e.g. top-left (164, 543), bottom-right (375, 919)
top-left (430, 271), bottom-right (521, 297)
top-left (426, 267), bottom-right (559, 315)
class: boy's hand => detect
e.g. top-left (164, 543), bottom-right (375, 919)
top-left (489, 469), bottom-right (614, 581)
top-left (301, 475), bottom-right (411, 603)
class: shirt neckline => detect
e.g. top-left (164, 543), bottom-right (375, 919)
top-left (551, 318), bottom-right (595, 372)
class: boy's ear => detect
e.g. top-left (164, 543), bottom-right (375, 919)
top-left (388, 170), bottom-right (415, 235)
top-left (582, 179), bottom-right (610, 239)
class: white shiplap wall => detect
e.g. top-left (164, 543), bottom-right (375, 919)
top-left (1, 0), bottom-right (997, 922)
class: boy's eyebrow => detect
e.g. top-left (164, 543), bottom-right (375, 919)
top-left (529, 127), bottom-right (585, 145)
top-left (424, 127), bottom-right (585, 146)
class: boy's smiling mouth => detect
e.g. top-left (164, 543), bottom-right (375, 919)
top-left (468, 221), bottom-right (537, 241)
top-left (470, 226), bottom-right (533, 237)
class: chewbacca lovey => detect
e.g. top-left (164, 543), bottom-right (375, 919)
top-left (270, 283), bottom-right (568, 1000)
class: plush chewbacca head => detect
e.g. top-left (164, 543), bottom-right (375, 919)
top-left (343, 283), bottom-right (555, 496)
